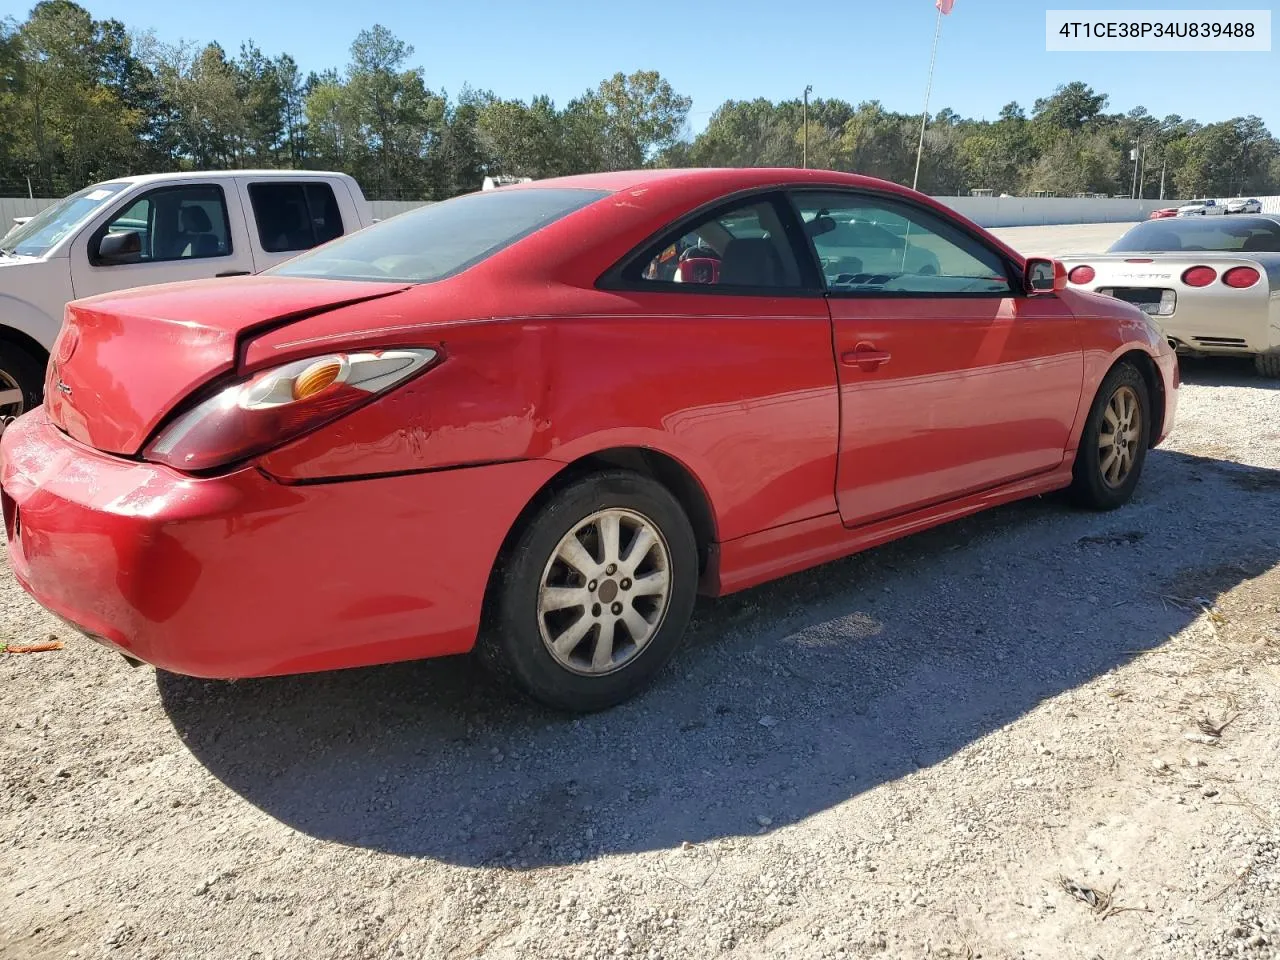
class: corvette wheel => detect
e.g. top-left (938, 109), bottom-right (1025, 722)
top-left (478, 470), bottom-right (698, 712)
top-left (1069, 362), bottom-right (1151, 510)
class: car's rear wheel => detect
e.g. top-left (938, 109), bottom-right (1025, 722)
top-left (1068, 362), bottom-right (1152, 510)
top-left (478, 470), bottom-right (699, 712)
top-left (0, 342), bottom-right (45, 419)
top-left (1255, 351), bottom-right (1280, 379)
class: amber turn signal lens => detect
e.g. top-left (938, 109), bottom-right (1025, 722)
top-left (292, 360), bottom-right (343, 400)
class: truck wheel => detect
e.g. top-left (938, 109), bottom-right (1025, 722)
top-left (0, 342), bottom-right (45, 418)
top-left (1256, 351), bottom-right (1280, 379)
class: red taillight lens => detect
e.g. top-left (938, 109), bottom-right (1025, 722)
top-left (1067, 265), bottom-right (1095, 285)
top-left (1222, 266), bottom-right (1261, 289)
top-left (144, 349), bottom-right (437, 472)
top-left (1181, 266), bottom-right (1217, 287)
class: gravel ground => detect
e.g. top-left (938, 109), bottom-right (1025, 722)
top-left (3, 222), bottom-right (1279, 960)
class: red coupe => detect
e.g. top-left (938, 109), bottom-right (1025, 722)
top-left (1, 168), bottom-right (1179, 711)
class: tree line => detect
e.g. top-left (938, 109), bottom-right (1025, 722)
top-left (3, 0), bottom-right (1278, 202)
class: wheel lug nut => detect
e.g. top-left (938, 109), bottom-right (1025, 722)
top-left (592, 603), bottom-right (602, 617)
top-left (620, 578), bottom-right (632, 590)
top-left (611, 602), bottom-right (623, 615)
top-left (606, 564), bottom-right (617, 575)
top-left (588, 580), bottom-right (597, 591)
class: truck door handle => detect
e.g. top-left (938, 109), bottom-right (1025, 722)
top-left (841, 344), bottom-right (892, 368)
top-left (216, 270), bottom-right (251, 278)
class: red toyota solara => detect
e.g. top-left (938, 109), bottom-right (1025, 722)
top-left (1, 168), bottom-right (1178, 711)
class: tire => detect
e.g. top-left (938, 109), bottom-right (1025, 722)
top-left (1255, 351), bottom-right (1280, 379)
top-left (1068, 362), bottom-right (1152, 510)
top-left (477, 470), bottom-right (699, 712)
top-left (0, 340), bottom-right (46, 419)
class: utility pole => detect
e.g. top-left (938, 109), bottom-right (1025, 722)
top-left (803, 85), bottom-right (812, 168)
top-left (1131, 140), bottom-right (1140, 199)
top-left (1160, 158), bottom-right (1167, 200)
top-left (1137, 144), bottom-right (1146, 199)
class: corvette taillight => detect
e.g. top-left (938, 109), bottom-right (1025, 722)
top-left (144, 349), bottom-right (438, 472)
top-left (1181, 266), bottom-right (1217, 287)
top-left (1222, 266), bottom-right (1261, 289)
top-left (1067, 265), bottom-right (1095, 285)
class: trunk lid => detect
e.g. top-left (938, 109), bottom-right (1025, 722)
top-left (44, 276), bottom-right (410, 455)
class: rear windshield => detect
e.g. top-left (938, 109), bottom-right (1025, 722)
top-left (268, 187), bottom-right (610, 283)
top-left (1110, 218), bottom-right (1280, 253)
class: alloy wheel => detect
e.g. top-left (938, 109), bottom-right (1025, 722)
top-left (1098, 384), bottom-right (1142, 488)
top-left (537, 508), bottom-right (673, 676)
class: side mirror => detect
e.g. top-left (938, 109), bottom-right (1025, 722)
top-left (1024, 257), bottom-right (1066, 295)
top-left (96, 230), bottom-right (143, 265)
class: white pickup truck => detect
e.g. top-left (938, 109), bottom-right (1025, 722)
top-left (0, 170), bottom-right (373, 418)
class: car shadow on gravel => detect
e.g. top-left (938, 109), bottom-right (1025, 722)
top-left (157, 448), bottom-right (1280, 869)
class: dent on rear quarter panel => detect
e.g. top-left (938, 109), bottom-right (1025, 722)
top-left (256, 319), bottom-right (553, 480)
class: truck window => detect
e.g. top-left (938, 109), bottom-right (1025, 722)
top-left (248, 182), bottom-right (345, 254)
top-left (94, 185), bottom-right (232, 265)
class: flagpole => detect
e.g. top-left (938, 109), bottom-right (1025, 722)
top-left (912, 5), bottom-right (944, 192)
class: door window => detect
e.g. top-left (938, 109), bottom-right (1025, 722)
top-left (248, 182), bottom-right (345, 253)
top-left (95, 185), bottom-right (232, 264)
top-left (791, 192), bottom-right (1012, 295)
top-left (624, 197), bottom-right (805, 291)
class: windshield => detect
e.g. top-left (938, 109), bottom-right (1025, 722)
top-left (0, 182), bottom-right (130, 258)
top-left (1109, 217), bottom-right (1280, 253)
top-left (268, 187), bottom-right (610, 283)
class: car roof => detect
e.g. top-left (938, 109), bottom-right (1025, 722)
top-left (511, 167), bottom-right (919, 197)
top-left (497, 166), bottom-right (1022, 264)
top-left (98, 170), bottom-right (354, 187)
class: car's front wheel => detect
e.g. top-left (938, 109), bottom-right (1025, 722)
top-left (0, 341), bottom-right (45, 420)
top-left (478, 470), bottom-right (699, 712)
top-left (1068, 362), bottom-right (1152, 510)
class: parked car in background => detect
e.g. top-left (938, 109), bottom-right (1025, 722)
top-left (1226, 198), bottom-right (1263, 215)
top-left (0, 170), bottom-right (373, 419)
top-left (1177, 198), bottom-right (1224, 216)
top-left (1059, 214), bottom-right (1280, 377)
top-left (1149, 207), bottom-right (1179, 219)
top-left (2, 167), bottom-right (1178, 712)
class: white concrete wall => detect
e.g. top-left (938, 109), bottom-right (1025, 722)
top-left (0, 197), bottom-right (55, 226)
top-left (368, 199), bottom-right (431, 220)
top-left (11, 193), bottom-right (1280, 229)
top-left (935, 196), bottom-right (1169, 227)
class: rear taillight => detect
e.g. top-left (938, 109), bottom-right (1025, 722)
top-left (144, 349), bottom-right (437, 472)
top-left (1068, 265), bottom-right (1095, 285)
top-left (1222, 266), bottom-right (1261, 289)
top-left (1181, 266), bottom-right (1217, 287)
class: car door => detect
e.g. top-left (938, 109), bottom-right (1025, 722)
top-left (786, 189), bottom-right (1083, 528)
top-left (594, 191), bottom-right (839, 539)
top-left (235, 178), bottom-right (352, 272)
top-left (70, 180), bottom-right (256, 299)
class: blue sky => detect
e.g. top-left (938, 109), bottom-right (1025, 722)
top-left (9, 0), bottom-right (1278, 133)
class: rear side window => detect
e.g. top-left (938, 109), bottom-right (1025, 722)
top-left (269, 187), bottom-right (609, 283)
top-left (248, 182), bottom-right (345, 253)
top-left (623, 197), bottom-right (805, 291)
